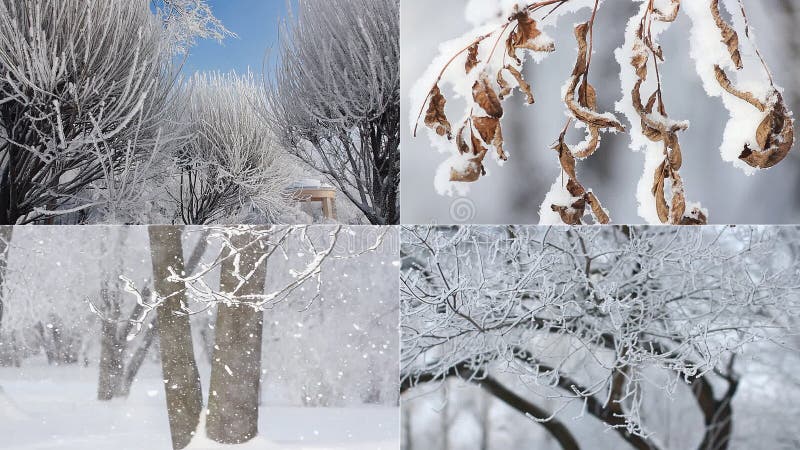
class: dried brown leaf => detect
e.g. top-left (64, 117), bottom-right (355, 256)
top-left (586, 191), bottom-right (611, 224)
top-left (551, 205), bottom-right (583, 225)
top-left (473, 116), bottom-right (499, 144)
top-left (473, 116), bottom-right (507, 161)
top-left (631, 40), bottom-right (649, 80)
top-left (497, 69), bottom-right (513, 99)
top-left (670, 171), bottom-right (686, 224)
top-left (578, 81), bottom-right (597, 110)
top-left (714, 66), bottom-right (766, 111)
top-left (449, 150), bottom-right (487, 183)
top-left (710, 0), bottom-right (743, 69)
top-left (554, 140), bottom-right (577, 181)
top-left (740, 97), bottom-right (795, 168)
top-left (473, 74), bottom-right (504, 118)
top-left (667, 137), bottom-right (683, 170)
top-left (505, 65), bottom-right (535, 104)
top-left (455, 125), bottom-right (470, 155)
top-left (653, 0), bottom-right (681, 22)
top-left (507, 8), bottom-right (555, 64)
top-left (652, 161), bottom-right (669, 224)
top-left (679, 206), bottom-right (708, 226)
top-left (466, 43), bottom-right (480, 73)
top-left (424, 84), bottom-right (452, 138)
top-left (572, 22), bottom-right (590, 76)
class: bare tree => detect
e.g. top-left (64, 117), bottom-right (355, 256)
top-left (0, 0), bottom-right (182, 224)
top-left (402, 225), bottom-right (800, 449)
top-left (264, 0), bottom-right (400, 225)
top-left (173, 73), bottom-right (296, 225)
top-left (118, 225), bottom-right (388, 445)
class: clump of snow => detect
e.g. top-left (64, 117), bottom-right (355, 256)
top-left (538, 173), bottom-right (575, 225)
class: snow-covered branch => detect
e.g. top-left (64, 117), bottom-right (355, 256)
top-left (402, 225), bottom-right (800, 439)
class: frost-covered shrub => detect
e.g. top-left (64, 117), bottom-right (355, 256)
top-left (0, 0), bottom-right (179, 224)
top-left (413, 0), bottom-right (794, 225)
top-left (264, 0), bottom-right (400, 225)
top-left (173, 73), bottom-right (297, 225)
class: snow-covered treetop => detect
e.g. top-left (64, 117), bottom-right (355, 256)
top-left (0, 0), bottom-right (179, 223)
top-left (151, 0), bottom-right (235, 55)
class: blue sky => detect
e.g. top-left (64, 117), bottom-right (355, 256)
top-left (183, 0), bottom-right (292, 75)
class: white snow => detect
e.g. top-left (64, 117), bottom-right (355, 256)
top-left (538, 172), bottom-right (577, 225)
top-left (0, 362), bottom-right (399, 450)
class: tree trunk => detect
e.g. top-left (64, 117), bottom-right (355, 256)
top-left (402, 400), bottom-right (413, 450)
top-left (115, 319), bottom-right (158, 398)
top-left (693, 374), bottom-right (738, 450)
top-left (97, 229), bottom-right (125, 401)
top-left (0, 226), bottom-right (11, 331)
top-left (479, 388), bottom-right (491, 450)
top-left (441, 379), bottom-right (450, 450)
top-left (206, 230), bottom-right (267, 444)
top-left (97, 319), bottom-right (124, 401)
top-left (149, 225), bottom-right (203, 450)
top-left (113, 231), bottom-right (211, 400)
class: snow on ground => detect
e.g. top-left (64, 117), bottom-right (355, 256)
top-left (0, 363), bottom-right (398, 450)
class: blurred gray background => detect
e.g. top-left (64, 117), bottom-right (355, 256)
top-left (401, 0), bottom-right (800, 224)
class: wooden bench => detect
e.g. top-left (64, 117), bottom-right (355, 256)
top-left (289, 187), bottom-right (337, 220)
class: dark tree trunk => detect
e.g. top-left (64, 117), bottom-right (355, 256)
top-left (692, 374), bottom-right (738, 450)
top-left (97, 319), bottom-right (124, 401)
top-left (0, 226), bottom-right (11, 330)
top-left (206, 230), bottom-right (267, 444)
top-left (149, 225), bottom-right (203, 450)
top-left (103, 230), bottom-right (211, 401)
top-left (115, 319), bottom-right (158, 398)
top-left (97, 230), bottom-right (126, 401)
top-left (34, 322), bottom-right (55, 364)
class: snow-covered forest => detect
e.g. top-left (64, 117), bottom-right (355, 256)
top-left (0, 225), bottom-right (399, 449)
top-left (0, 0), bottom-right (400, 225)
top-left (402, 0), bottom-right (800, 224)
top-left (401, 225), bottom-right (800, 449)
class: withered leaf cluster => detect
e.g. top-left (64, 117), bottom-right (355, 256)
top-left (417, 0), bottom-right (794, 226)
top-left (423, 5), bottom-right (547, 183)
top-left (628, 1), bottom-right (703, 225)
top-left (550, 21), bottom-right (625, 225)
top-left (708, 0), bottom-right (794, 170)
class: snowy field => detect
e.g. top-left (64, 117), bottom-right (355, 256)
top-left (0, 363), bottom-right (398, 450)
